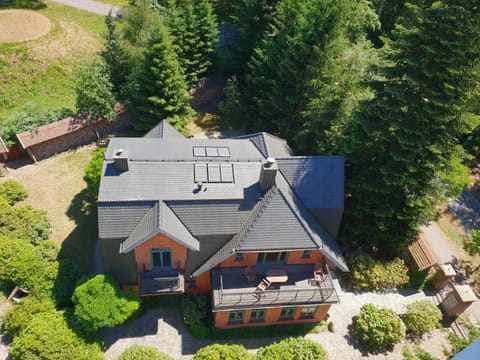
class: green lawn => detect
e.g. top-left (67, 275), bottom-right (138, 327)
top-left (0, 1), bottom-right (105, 118)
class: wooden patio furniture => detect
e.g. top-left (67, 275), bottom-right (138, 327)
top-left (244, 266), bottom-right (257, 283)
top-left (313, 263), bottom-right (325, 283)
top-left (254, 278), bottom-right (271, 297)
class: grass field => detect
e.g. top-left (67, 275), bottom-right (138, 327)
top-left (98, 0), bottom-right (130, 6)
top-left (0, 1), bottom-right (105, 118)
top-left (4, 144), bottom-right (98, 274)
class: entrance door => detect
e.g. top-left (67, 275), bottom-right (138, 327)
top-left (151, 249), bottom-right (172, 269)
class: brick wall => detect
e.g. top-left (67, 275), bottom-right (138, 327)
top-left (27, 116), bottom-right (131, 162)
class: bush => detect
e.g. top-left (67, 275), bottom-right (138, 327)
top-left (0, 103), bottom-right (73, 145)
top-left (9, 310), bottom-right (103, 360)
top-left (181, 294), bottom-right (210, 338)
top-left (194, 344), bottom-right (254, 360)
top-left (356, 303), bottom-right (405, 349)
top-left (119, 345), bottom-right (174, 360)
top-left (0, 197), bottom-right (51, 244)
top-left (83, 147), bottom-right (107, 198)
top-left (53, 258), bottom-right (82, 306)
top-left (0, 235), bottom-right (58, 292)
top-left (403, 346), bottom-right (439, 360)
top-left (72, 274), bottom-right (140, 330)
top-left (347, 252), bottom-right (410, 290)
top-left (257, 337), bottom-right (327, 360)
top-left (465, 229), bottom-right (480, 255)
top-left (2, 296), bottom-right (56, 340)
top-left (403, 300), bottom-right (442, 335)
top-left (0, 180), bottom-right (28, 205)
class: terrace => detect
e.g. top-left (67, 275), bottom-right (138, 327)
top-left (140, 269), bottom-right (185, 296)
top-left (211, 263), bottom-right (339, 311)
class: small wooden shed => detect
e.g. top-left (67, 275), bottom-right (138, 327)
top-left (440, 284), bottom-right (478, 317)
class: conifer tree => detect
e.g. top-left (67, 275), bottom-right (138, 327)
top-left (131, 21), bottom-right (194, 133)
top-left (171, 0), bottom-right (218, 88)
top-left (341, 0), bottom-right (480, 250)
top-left (240, 0), bottom-right (376, 148)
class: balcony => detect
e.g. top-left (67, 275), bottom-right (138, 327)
top-left (211, 264), bottom-right (339, 311)
top-left (139, 269), bottom-right (184, 296)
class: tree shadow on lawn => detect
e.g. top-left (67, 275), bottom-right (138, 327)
top-left (0, 0), bottom-right (47, 9)
top-left (58, 188), bottom-right (97, 276)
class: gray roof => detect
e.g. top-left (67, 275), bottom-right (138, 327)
top-left (99, 121), bottom-right (347, 274)
top-left (167, 200), bottom-right (257, 236)
top-left (98, 202), bottom-right (155, 239)
top-left (277, 157), bottom-right (344, 210)
top-left (192, 173), bottom-right (349, 276)
top-left (120, 202), bottom-right (199, 253)
top-left (143, 120), bottom-right (186, 139)
top-left (235, 132), bottom-right (292, 159)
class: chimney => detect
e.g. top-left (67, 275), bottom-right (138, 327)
top-left (113, 149), bottom-right (129, 172)
top-left (259, 157), bottom-right (277, 192)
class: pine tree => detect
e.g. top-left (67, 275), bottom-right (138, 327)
top-left (100, 12), bottom-right (127, 97)
top-left (171, 0), bottom-right (218, 88)
top-left (240, 0), bottom-right (376, 146)
top-left (131, 22), bottom-right (194, 133)
top-left (341, 0), bottom-right (480, 250)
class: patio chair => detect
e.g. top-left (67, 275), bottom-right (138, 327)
top-left (313, 263), bottom-right (325, 283)
top-left (254, 278), bottom-right (271, 297)
top-left (244, 266), bottom-right (257, 283)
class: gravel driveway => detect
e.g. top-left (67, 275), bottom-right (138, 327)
top-left (102, 289), bottom-right (449, 360)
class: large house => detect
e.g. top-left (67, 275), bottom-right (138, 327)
top-left (98, 120), bottom-right (348, 328)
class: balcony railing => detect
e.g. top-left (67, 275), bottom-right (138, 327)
top-left (211, 264), bottom-right (339, 310)
top-left (139, 269), bottom-right (184, 295)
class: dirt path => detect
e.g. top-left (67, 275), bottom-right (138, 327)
top-left (2, 144), bottom-right (96, 243)
top-left (49, 0), bottom-right (121, 16)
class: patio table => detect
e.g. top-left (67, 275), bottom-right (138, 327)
top-left (266, 269), bottom-right (288, 284)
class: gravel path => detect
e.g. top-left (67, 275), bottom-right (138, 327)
top-left (448, 188), bottom-right (480, 236)
top-left (49, 0), bottom-right (121, 16)
top-left (103, 289), bottom-right (449, 360)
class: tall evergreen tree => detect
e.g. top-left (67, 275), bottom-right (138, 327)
top-left (171, 0), bottom-right (218, 88)
top-left (240, 0), bottom-right (377, 148)
top-left (341, 0), bottom-right (480, 250)
top-left (130, 22), bottom-right (194, 133)
top-left (100, 12), bottom-right (128, 97)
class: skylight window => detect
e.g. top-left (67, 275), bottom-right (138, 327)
top-left (192, 146), bottom-right (230, 157)
top-left (193, 163), bottom-right (235, 183)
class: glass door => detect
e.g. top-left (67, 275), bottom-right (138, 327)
top-left (151, 249), bottom-right (172, 269)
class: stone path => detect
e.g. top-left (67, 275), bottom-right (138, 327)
top-left (102, 289), bottom-right (449, 360)
top-left (49, 0), bottom-right (121, 16)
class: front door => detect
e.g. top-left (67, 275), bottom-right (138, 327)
top-left (151, 249), bottom-right (172, 269)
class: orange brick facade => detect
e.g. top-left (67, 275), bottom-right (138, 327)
top-left (214, 304), bottom-right (331, 328)
top-left (134, 233), bottom-right (187, 272)
top-left (219, 250), bottom-right (326, 269)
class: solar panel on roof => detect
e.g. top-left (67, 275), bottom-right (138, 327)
top-left (217, 147), bottom-right (230, 157)
top-left (206, 147), bottom-right (218, 157)
top-left (207, 163), bottom-right (221, 182)
top-left (220, 163), bottom-right (234, 183)
top-left (193, 147), bottom-right (206, 157)
top-left (194, 163), bottom-right (207, 182)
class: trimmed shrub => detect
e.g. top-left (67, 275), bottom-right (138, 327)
top-left (181, 294), bottom-right (210, 338)
top-left (9, 310), bottom-right (103, 360)
top-left (0, 180), bottom-right (28, 205)
top-left (356, 303), bottom-right (405, 349)
top-left (403, 300), bottom-right (442, 335)
top-left (403, 346), bottom-right (439, 360)
top-left (0, 197), bottom-right (51, 244)
top-left (347, 252), bottom-right (410, 290)
top-left (194, 344), bottom-right (254, 360)
top-left (2, 296), bottom-right (56, 340)
top-left (119, 345), bottom-right (174, 360)
top-left (257, 337), bottom-right (327, 360)
top-left (465, 229), bottom-right (480, 255)
top-left (72, 274), bottom-right (140, 330)
top-left (83, 147), bottom-right (107, 198)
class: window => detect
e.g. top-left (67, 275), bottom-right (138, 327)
top-left (279, 307), bottom-right (296, 320)
top-left (257, 252), bottom-right (288, 264)
top-left (192, 146), bottom-right (230, 158)
top-left (151, 249), bottom-right (172, 269)
top-left (228, 311), bottom-right (245, 324)
top-left (235, 252), bottom-right (244, 261)
top-left (302, 250), bottom-right (312, 258)
top-left (300, 306), bottom-right (317, 319)
top-left (249, 309), bottom-right (266, 323)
